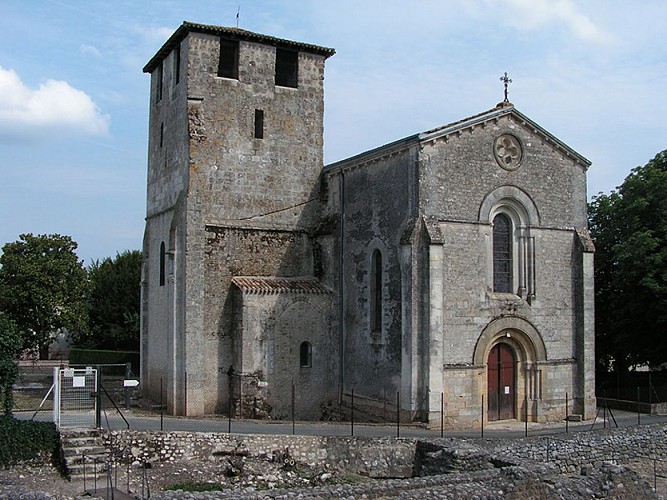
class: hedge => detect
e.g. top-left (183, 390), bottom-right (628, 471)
top-left (69, 348), bottom-right (140, 372)
top-left (0, 415), bottom-right (59, 467)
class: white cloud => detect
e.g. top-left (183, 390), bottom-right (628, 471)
top-left (80, 43), bottom-right (102, 58)
top-left (0, 66), bottom-right (109, 141)
top-left (497, 0), bottom-right (614, 44)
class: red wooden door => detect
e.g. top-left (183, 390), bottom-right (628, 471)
top-left (487, 343), bottom-right (516, 421)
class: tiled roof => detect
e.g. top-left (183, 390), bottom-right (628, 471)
top-left (231, 277), bottom-right (331, 295)
top-left (325, 103), bottom-right (590, 171)
top-left (144, 21), bottom-right (335, 73)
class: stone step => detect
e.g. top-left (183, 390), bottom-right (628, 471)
top-left (63, 448), bottom-right (109, 464)
top-left (60, 428), bottom-right (110, 480)
top-left (60, 428), bottom-right (102, 438)
top-left (61, 436), bottom-right (105, 447)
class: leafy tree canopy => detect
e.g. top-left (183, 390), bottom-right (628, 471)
top-left (0, 234), bottom-right (88, 358)
top-left (77, 250), bottom-right (141, 351)
top-left (589, 149), bottom-right (667, 369)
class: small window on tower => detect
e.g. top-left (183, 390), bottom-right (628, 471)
top-left (173, 44), bottom-right (181, 85)
top-left (218, 39), bottom-right (239, 79)
top-left (159, 241), bottom-right (166, 287)
top-left (159, 123), bottom-right (164, 148)
top-left (254, 109), bottom-right (264, 139)
top-left (300, 341), bottom-right (312, 368)
top-left (370, 249), bottom-right (383, 334)
top-left (156, 62), bottom-right (163, 102)
top-left (275, 48), bottom-right (298, 88)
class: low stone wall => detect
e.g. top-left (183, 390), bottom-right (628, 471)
top-left (108, 431), bottom-right (416, 478)
top-left (107, 423), bottom-right (666, 480)
top-left (603, 397), bottom-right (667, 416)
top-left (486, 423), bottom-right (666, 474)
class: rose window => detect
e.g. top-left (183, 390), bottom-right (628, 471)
top-left (494, 134), bottom-right (523, 171)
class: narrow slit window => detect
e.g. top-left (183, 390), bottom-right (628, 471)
top-left (254, 109), bottom-right (264, 139)
top-left (159, 123), bottom-right (164, 148)
top-left (275, 48), bottom-right (298, 88)
top-left (159, 241), bottom-right (166, 286)
top-left (218, 39), bottom-right (239, 79)
top-left (371, 249), bottom-right (383, 333)
top-left (156, 63), bottom-right (163, 102)
top-left (300, 341), bottom-right (312, 367)
top-left (493, 214), bottom-right (513, 293)
top-left (173, 44), bottom-right (180, 85)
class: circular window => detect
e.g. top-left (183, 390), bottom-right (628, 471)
top-left (494, 134), bottom-right (523, 171)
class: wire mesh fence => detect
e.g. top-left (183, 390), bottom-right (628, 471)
top-left (12, 362), bottom-right (667, 441)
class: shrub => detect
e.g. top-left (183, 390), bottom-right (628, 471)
top-left (0, 415), bottom-right (59, 467)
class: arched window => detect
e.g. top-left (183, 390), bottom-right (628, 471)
top-left (159, 241), bottom-right (166, 287)
top-left (370, 249), bottom-right (383, 333)
top-left (299, 341), bottom-right (312, 367)
top-left (493, 214), bottom-right (512, 293)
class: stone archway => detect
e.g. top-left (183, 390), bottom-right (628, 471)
top-left (474, 316), bottom-right (547, 421)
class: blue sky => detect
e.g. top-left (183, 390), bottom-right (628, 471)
top-left (1, 0), bottom-right (665, 264)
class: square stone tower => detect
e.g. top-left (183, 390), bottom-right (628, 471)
top-left (141, 22), bottom-right (336, 416)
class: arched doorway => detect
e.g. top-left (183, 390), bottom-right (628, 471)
top-left (487, 343), bottom-right (516, 420)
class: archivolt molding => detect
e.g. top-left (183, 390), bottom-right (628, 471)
top-left (473, 316), bottom-right (547, 365)
top-left (479, 185), bottom-right (540, 226)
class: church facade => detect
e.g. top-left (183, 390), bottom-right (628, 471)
top-left (141, 22), bottom-right (595, 427)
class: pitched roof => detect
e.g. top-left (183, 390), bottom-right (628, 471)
top-left (324, 103), bottom-right (591, 172)
top-left (144, 21), bottom-right (335, 73)
top-left (231, 277), bottom-right (331, 295)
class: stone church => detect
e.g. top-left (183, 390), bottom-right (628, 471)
top-left (140, 21), bottom-right (595, 427)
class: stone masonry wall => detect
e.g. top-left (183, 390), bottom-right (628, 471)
top-left (108, 423), bottom-right (666, 481)
top-left (109, 432), bottom-right (416, 479)
top-left (487, 423), bottom-right (667, 475)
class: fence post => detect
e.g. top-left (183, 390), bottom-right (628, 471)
top-left (291, 381), bottom-right (295, 435)
top-left (239, 375), bottom-right (243, 419)
top-left (160, 377), bottom-right (164, 432)
top-left (648, 371), bottom-right (652, 406)
top-left (53, 367), bottom-right (60, 428)
top-left (565, 392), bottom-right (569, 434)
top-left (351, 389), bottom-right (354, 437)
top-left (440, 392), bottom-right (444, 438)
top-left (481, 395), bottom-right (484, 438)
top-left (95, 365), bottom-right (102, 429)
top-left (525, 395), bottom-right (528, 437)
top-left (228, 391), bottom-right (232, 434)
top-left (396, 391), bottom-right (400, 438)
top-left (124, 362), bottom-right (132, 410)
top-left (637, 386), bottom-right (641, 425)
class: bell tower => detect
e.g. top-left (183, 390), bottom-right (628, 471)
top-left (141, 22), bottom-right (335, 415)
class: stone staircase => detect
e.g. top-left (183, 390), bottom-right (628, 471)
top-left (60, 428), bottom-right (109, 481)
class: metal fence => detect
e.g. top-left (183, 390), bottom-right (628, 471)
top-left (12, 362), bottom-right (667, 439)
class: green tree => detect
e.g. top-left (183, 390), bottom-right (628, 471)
top-left (78, 250), bottom-right (142, 351)
top-left (589, 149), bottom-right (667, 369)
top-left (0, 314), bottom-right (22, 414)
top-left (0, 234), bottom-right (88, 359)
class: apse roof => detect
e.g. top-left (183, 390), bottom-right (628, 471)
top-left (231, 277), bottom-right (331, 295)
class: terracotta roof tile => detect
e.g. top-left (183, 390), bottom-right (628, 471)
top-left (231, 277), bottom-right (331, 295)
